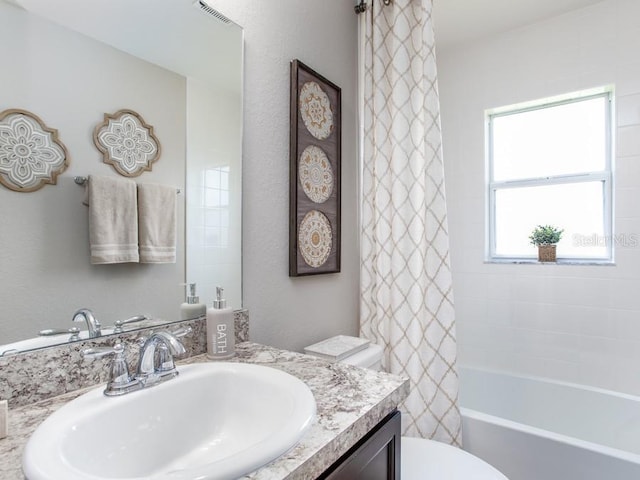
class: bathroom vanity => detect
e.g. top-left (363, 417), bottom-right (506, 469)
top-left (0, 341), bottom-right (409, 479)
top-left (321, 410), bottom-right (401, 479)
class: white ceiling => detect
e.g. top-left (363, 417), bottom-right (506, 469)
top-left (12, 0), bottom-right (242, 92)
top-left (433, 0), bottom-right (605, 50)
top-left (12, 0), bottom-right (604, 80)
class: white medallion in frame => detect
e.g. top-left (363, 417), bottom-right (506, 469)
top-left (298, 209), bottom-right (332, 268)
top-left (93, 109), bottom-right (161, 178)
top-left (299, 81), bottom-right (334, 140)
top-left (0, 109), bottom-right (68, 192)
top-left (299, 145), bottom-right (334, 204)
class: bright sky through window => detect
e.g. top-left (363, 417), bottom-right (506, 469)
top-left (487, 91), bottom-right (612, 260)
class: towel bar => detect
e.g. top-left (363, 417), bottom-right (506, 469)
top-left (73, 176), bottom-right (181, 194)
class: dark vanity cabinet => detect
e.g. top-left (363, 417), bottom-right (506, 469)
top-left (319, 410), bottom-right (401, 480)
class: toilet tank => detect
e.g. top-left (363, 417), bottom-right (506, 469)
top-left (339, 343), bottom-right (384, 371)
top-left (303, 336), bottom-right (384, 371)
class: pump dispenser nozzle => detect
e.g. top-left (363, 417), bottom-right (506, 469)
top-left (186, 283), bottom-right (199, 304)
top-left (213, 286), bottom-right (227, 309)
top-left (180, 283), bottom-right (206, 320)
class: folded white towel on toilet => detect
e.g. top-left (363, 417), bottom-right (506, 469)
top-left (137, 183), bottom-right (176, 264)
top-left (86, 175), bottom-right (139, 264)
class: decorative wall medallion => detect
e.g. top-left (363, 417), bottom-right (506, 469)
top-left (0, 109), bottom-right (68, 192)
top-left (93, 109), bottom-right (161, 177)
top-left (299, 81), bottom-right (334, 140)
top-left (299, 145), bottom-right (334, 204)
top-left (298, 210), bottom-right (332, 268)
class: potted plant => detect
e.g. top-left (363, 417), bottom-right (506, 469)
top-left (529, 225), bottom-right (563, 262)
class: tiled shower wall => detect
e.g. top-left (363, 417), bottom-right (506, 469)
top-left (438, 0), bottom-right (640, 394)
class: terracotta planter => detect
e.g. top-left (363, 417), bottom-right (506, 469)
top-left (537, 244), bottom-right (556, 262)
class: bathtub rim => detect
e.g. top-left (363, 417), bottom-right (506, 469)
top-left (458, 364), bottom-right (640, 404)
top-left (459, 366), bottom-right (640, 466)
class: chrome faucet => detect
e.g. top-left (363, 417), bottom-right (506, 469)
top-left (82, 327), bottom-right (190, 396)
top-left (73, 308), bottom-right (101, 338)
top-left (136, 331), bottom-right (187, 387)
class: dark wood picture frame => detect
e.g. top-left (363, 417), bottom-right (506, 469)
top-left (289, 60), bottom-right (341, 276)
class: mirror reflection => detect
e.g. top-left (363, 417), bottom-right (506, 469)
top-left (0, 0), bottom-right (243, 354)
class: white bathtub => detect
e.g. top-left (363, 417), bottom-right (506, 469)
top-left (459, 367), bottom-right (640, 480)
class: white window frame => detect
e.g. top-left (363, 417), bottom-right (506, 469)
top-left (486, 88), bottom-right (614, 263)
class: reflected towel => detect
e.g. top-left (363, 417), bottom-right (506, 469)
top-left (138, 183), bottom-right (176, 264)
top-left (87, 175), bottom-right (139, 264)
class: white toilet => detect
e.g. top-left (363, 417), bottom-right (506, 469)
top-left (305, 336), bottom-right (508, 480)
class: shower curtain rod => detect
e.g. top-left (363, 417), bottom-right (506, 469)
top-left (354, 0), bottom-right (392, 15)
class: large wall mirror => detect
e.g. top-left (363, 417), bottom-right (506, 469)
top-left (0, 0), bottom-right (243, 354)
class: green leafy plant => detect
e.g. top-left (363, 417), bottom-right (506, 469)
top-left (529, 225), bottom-right (564, 246)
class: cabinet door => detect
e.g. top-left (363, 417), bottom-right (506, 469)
top-left (320, 410), bottom-right (401, 480)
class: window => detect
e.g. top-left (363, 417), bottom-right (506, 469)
top-left (203, 166), bottom-right (230, 247)
top-left (487, 89), bottom-right (613, 262)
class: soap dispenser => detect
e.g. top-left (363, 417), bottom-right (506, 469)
top-left (206, 287), bottom-right (235, 360)
top-left (180, 283), bottom-right (206, 320)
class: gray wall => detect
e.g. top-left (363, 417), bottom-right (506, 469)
top-left (216, 0), bottom-right (360, 351)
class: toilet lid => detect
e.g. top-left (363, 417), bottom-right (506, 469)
top-left (402, 437), bottom-right (508, 480)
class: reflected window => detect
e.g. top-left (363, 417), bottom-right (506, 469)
top-left (204, 166), bottom-right (230, 247)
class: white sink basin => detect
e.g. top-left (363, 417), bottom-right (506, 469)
top-left (23, 362), bottom-right (316, 480)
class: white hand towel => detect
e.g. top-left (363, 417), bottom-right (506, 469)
top-left (87, 175), bottom-right (139, 264)
top-left (138, 183), bottom-right (176, 264)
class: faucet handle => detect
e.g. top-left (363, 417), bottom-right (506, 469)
top-left (113, 315), bottom-right (148, 333)
top-left (81, 343), bottom-right (124, 359)
top-left (170, 325), bottom-right (193, 338)
top-left (135, 325), bottom-right (191, 347)
top-left (156, 329), bottom-right (189, 372)
top-left (81, 344), bottom-right (140, 396)
top-left (39, 327), bottom-right (80, 336)
top-left (39, 327), bottom-right (81, 341)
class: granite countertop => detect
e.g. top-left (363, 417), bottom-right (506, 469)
top-left (0, 342), bottom-right (409, 480)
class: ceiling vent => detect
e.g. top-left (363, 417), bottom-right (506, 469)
top-left (194, 0), bottom-right (233, 25)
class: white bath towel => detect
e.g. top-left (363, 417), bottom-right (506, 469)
top-left (138, 183), bottom-right (176, 264)
top-left (87, 175), bottom-right (139, 264)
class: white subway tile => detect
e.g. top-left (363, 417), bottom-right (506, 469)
top-left (454, 296), bottom-right (488, 324)
top-left (617, 124), bottom-right (640, 157)
top-left (442, 0), bottom-right (640, 392)
top-left (511, 354), bottom-right (581, 384)
top-left (486, 300), bottom-right (512, 326)
top-left (614, 155), bottom-right (640, 189)
top-left (617, 94), bottom-right (640, 127)
top-left (611, 246), bottom-right (640, 278)
top-left (614, 186), bottom-right (640, 219)
top-left (511, 329), bottom-right (582, 363)
top-left (607, 277), bottom-right (640, 309)
top-left (614, 62), bottom-right (640, 96)
top-left (511, 302), bottom-right (583, 335)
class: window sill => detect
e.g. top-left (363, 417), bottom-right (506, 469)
top-left (485, 259), bottom-right (615, 266)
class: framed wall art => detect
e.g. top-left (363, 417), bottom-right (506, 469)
top-left (289, 60), bottom-right (341, 276)
top-left (93, 109), bottom-right (161, 178)
top-left (0, 109), bottom-right (68, 192)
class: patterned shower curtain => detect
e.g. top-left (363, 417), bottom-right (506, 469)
top-left (359, 0), bottom-right (461, 445)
